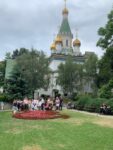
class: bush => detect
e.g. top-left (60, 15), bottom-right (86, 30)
top-left (75, 95), bottom-right (91, 110)
top-left (0, 94), bottom-right (8, 102)
top-left (99, 85), bottom-right (111, 99)
top-left (70, 92), bottom-right (78, 101)
top-left (99, 79), bottom-right (113, 99)
top-left (75, 95), bottom-right (110, 113)
top-left (105, 99), bottom-right (113, 114)
top-left (63, 97), bottom-right (72, 104)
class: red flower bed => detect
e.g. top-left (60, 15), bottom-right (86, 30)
top-left (13, 110), bottom-right (69, 120)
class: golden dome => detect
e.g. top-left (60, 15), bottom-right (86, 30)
top-left (73, 39), bottom-right (81, 47)
top-left (55, 35), bottom-right (62, 44)
top-left (62, 8), bottom-right (69, 15)
top-left (50, 42), bottom-right (56, 50)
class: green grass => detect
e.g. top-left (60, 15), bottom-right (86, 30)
top-left (0, 110), bottom-right (113, 150)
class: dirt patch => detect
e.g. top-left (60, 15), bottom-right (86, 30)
top-left (93, 118), bottom-right (113, 128)
top-left (66, 118), bottom-right (84, 125)
top-left (58, 144), bottom-right (65, 148)
top-left (25, 124), bottom-right (53, 130)
top-left (52, 118), bottom-right (84, 125)
top-left (5, 128), bottom-right (22, 134)
top-left (22, 145), bottom-right (42, 150)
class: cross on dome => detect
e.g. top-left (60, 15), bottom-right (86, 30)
top-left (76, 29), bottom-right (78, 39)
top-left (64, 0), bottom-right (67, 8)
top-left (62, 0), bottom-right (68, 15)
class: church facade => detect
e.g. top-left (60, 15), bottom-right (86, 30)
top-left (4, 1), bottom-right (94, 98)
top-left (36, 2), bottom-right (94, 97)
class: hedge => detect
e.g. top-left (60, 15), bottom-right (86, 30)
top-left (75, 95), bottom-right (113, 114)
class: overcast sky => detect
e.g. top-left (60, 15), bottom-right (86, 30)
top-left (0, 0), bottom-right (112, 60)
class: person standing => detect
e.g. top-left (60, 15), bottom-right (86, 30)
top-left (59, 96), bottom-right (63, 111)
top-left (41, 96), bottom-right (45, 110)
top-left (55, 97), bottom-right (60, 110)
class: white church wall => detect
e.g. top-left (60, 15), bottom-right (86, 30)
top-left (49, 59), bottom-right (65, 71)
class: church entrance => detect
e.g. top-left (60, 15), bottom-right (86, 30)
top-left (52, 89), bottom-right (59, 97)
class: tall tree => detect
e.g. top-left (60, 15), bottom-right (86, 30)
top-left (97, 47), bottom-right (113, 87)
top-left (97, 9), bottom-right (113, 49)
top-left (97, 8), bottom-right (113, 87)
top-left (12, 48), bottom-right (29, 59)
top-left (16, 49), bottom-right (50, 97)
top-left (4, 67), bottom-right (29, 100)
top-left (57, 56), bottom-right (81, 96)
top-left (5, 52), bottom-right (12, 59)
top-left (0, 61), bottom-right (5, 87)
top-left (84, 53), bottom-right (98, 95)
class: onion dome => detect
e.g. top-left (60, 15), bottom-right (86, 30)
top-left (50, 42), bottom-right (56, 50)
top-left (55, 35), bottom-right (62, 44)
top-left (73, 39), bottom-right (81, 47)
top-left (62, 7), bottom-right (69, 15)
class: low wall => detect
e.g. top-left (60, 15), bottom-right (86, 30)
top-left (0, 102), bottom-right (12, 110)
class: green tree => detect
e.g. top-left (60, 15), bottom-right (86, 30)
top-left (4, 67), bottom-right (29, 101)
top-left (97, 9), bottom-right (113, 49)
top-left (16, 49), bottom-right (50, 97)
top-left (0, 61), bottom-right (5, 87)
top-left (57, 56), bottom-right (81, 96)
top-left (12, 48), bottom-right (29, 59)
top-left (99, 79), bottom-right (113, 99)
top-left (5, 52), bottom-right (12, 59)
top-left (97, 47), bottom-right (113, 87)
top-left (84, 53), bottom-right (98, 95)
top-left (97, 8), bottom-right (113, 88)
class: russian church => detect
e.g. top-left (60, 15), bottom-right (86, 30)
top-left (37, 0), bottom-right (93, 97)
top-left (4, 0), bottom-right (94, 98)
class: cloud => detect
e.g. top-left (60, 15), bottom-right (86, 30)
top-left (0, 0), bottom-right (112, 60)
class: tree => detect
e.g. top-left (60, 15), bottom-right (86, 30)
top-left (12, 48), bottom-right (29, 59)
top-left (16, 49), bottom-right (50, 97)
top-left (57, 56), bottom-right (82, 96)
top-left (84, 53), bottom-right (98, 95)
top-left (97, 8), bottom-right (113, 88)
top-left (97, 47), bottom-right (113, 87)
top-left (4, 67), bottom-right (29, 100)
top-left (99, 79), bottom-right (113, 99)
top-left (5, 52), bottom-right (12, 59)
top-left (0, 61), bottom-right (5, 87)
top-left (97, 9), bottom-right (113, 49)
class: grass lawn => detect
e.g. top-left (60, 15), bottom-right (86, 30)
top-left (0, 110), bottom-right (113, 150)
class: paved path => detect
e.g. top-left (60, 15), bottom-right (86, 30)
top-left (69, 109), bottom-right (113, 119)
top-left (0, 109), bottom-right (11, 112)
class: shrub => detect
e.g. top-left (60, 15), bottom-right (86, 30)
top-left (63, 97), bottom-right (72, 104)
top-left (75, 95), bottom-right (91, 110)
top-left (99, 79), bottom-right (113, 99)
top-left (105, 99), bottom-right (113, 114)
top-left (99, 85), bottom-right (111, 99)
top-left (0, 94), bottom-right (8, 102)
top-left (75, 95), bottom-right (109, 113)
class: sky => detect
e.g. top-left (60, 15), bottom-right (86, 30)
top-left (0, 0), bottom-right (112, 60)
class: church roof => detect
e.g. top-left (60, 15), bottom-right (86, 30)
top-left (50, 53), bottom-right (85, 63)
top-left (59, 18), bottom-right (72, 36)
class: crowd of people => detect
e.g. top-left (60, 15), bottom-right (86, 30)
top-left (12, 95), bottom-right (63, 114)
